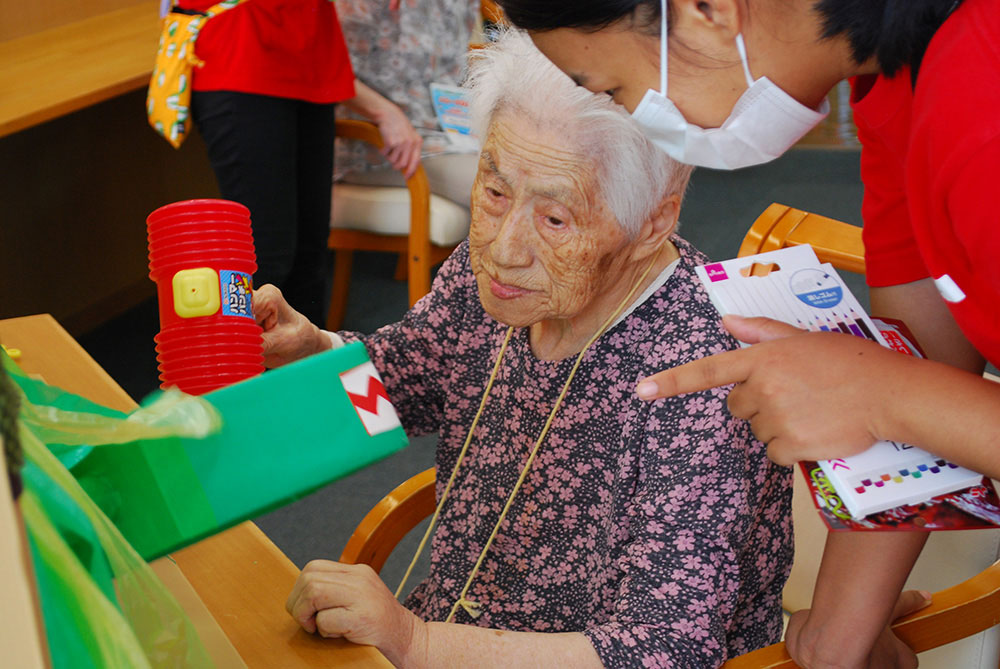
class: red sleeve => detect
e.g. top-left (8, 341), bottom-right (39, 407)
top-left (851, 73), bottom-right (930, 287)
top-left (946, 134), bottom-right (1000, 308)
top-left (901, 134), bottom-right (1000, 366)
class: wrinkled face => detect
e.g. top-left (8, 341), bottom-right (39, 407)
top-left (468, 112), bottom-right (633, 327)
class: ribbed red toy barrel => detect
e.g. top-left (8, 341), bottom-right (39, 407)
top-left (146, 199), bottom-right (264, 395)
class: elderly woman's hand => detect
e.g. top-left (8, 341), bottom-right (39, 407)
top-left (254, 284), bottom-right (332, 368)
top-left (286, 560), bottom-right (426, 665)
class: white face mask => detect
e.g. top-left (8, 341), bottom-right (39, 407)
top-left (631, 0), bottom-right (829, 170)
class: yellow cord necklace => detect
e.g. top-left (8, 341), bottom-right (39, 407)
top-left (394, 245), bottom-right (668, 623)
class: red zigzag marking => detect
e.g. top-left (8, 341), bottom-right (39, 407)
top-left (346, 375), bottom-right (390, 415)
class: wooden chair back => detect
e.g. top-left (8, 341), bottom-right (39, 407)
top-left (329, 120), bottom-right (453, 330)
top-left (339, 467), bottom-right (436, 574)
top-left (342, 464), bottom-right (1000, 667)
top-left (738, 202), bottom-right (865, 274)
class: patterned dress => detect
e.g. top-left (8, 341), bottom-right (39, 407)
top-left (333, 0), bottom-right (481, 179)
top-left (342, 237), bottom-right (793, 667)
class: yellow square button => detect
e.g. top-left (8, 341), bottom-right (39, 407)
top-left (172, 267), bottom-right (221, 318)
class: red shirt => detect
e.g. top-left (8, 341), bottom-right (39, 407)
top-left (851, 0), bottom-right (1000, 365)
top-left (176, 0), bottom-right (355, 104)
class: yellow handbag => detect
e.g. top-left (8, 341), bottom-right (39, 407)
top-left (146, 0), bottom-right (245, 148)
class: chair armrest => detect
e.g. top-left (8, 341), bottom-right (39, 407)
top-left (722, 560), bottom-right (1000, 668)
top-left (339, 467), bottom-right (436, 574)
top-left (893, 559), bottom-right (1000, 651)
top-left (334, 119), bottom-right (433, 304)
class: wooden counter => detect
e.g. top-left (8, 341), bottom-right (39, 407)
top-left (0, 314), bottom-right (392, 667)
top-left (0, 1), bottom-right (160, 138)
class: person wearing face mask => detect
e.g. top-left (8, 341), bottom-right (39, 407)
top-left (496, 0), bottom-right (1000, 667)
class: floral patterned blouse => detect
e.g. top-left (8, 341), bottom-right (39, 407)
top-left (333, 0), bottom-right (481, 179)
top-left (342, 238), bottom-right (793, 667)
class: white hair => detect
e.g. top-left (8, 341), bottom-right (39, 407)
top-left (464, 29), bottom-right (693, 237)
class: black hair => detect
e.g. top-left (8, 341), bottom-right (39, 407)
top-left (814, 0), bottom-right (960, 79)
top-left (496, 0), bottom-right (661, 34)
top-left (496, 0), bottom-right (960, 78)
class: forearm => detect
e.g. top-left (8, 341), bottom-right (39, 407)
top-left (881, 356), bottom-right (1000, 477)
top-left (394, 622), bottom-right (602, 669)
top-left (869, 280), bottom-right (998, 476)
top-left (869, 280), bottom-right (985, 372)
top-left (342, 79), bottom-right (398, 124)
top-left (792, 532), bottom-right (927, 666)
top-left (340, 78), bottom-right (422, 176)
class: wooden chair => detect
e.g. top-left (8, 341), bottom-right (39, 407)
top-left (481, 0), bottom-right (504, 25)
top-left (328, 119), bottom-right (469, 331)
top-left (328, 4), bottom-right (505, 331)
top-left (737, 202), bottom-right (865, 273)
top-left (342, 463), bottom-right (1000, 667)
top-left (340, 203), bottom-right (1000, 666)
top-left (340, 467), bottom-right (436, 574)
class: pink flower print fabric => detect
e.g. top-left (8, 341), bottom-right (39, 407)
top-left (340, 237), bottom-right (793, 667)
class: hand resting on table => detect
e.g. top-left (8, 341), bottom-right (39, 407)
top-left (287, 560), bottom-right (424, 666)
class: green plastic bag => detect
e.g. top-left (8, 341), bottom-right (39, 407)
top-left (13, 386), bottom-right (214, 667)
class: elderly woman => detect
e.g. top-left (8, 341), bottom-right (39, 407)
top-left (258, 31), bottom-right (791, 668)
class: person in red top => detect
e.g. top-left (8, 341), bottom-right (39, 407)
top-left (175, 0), bottom-right (355, 326)
top-left (855, 55), bottom-right (1000, 370)
top-left (493, 0), bottom-right (1000, 666)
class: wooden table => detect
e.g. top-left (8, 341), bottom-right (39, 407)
top-left (0, 2), bottom-right (161, 138)
top-left (0, 314), bottom-right (391, 668)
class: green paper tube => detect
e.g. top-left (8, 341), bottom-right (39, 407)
top-left (6, 342), bottom-right (408, 561)
top-left (72, 436), bottom-right (218, 560)
top-left (188, 341), bottom-right (408, 528)
top-left (85, 342), bottom-right (408, 559)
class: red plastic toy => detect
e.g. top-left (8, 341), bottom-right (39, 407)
top-left (147, 199), bottom-right (264, 394)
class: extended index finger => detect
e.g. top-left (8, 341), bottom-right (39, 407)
top-left (635, 347), bottom-right (756, 400)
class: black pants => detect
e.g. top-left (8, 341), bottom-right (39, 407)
top-left (193, 90), bottom-right (335, 327)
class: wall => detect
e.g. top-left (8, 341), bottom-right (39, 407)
top-left (0, 89), bottom-right (220, 335)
